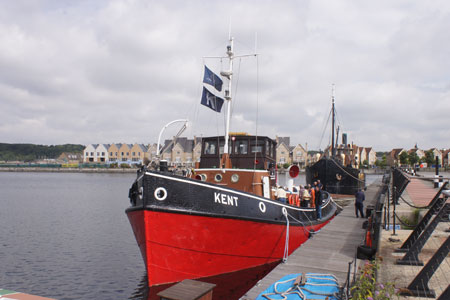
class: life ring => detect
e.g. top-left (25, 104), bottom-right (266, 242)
top-left (294, 194), bottom-right (300, 207)
top-left (336, 173), bottom-right (342, 181)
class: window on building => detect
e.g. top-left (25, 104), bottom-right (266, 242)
top-left (280, 157), bottom-right (285, 163)
top-left (90, 152), bottom-right (94, 156)
top-left (132, 152), bottom-right (135, 156)
top-left (97, 152), bottom-right (100, 156)
top-left (110, 152), bottom-right (113, 156)
top-left (101, 152), bottom-right (105, 156)
top-left (121, 152), bottom-right (124, 156)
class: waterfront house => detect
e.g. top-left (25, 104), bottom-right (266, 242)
top-left (118, 144), bottom-right (132, 163)
top-left (365, 147), bottom-right (376, 166)
top-left (95, 144), bottom-right (110, 163)
top-left (193, 137), bottom-right (202, 165)
top-left (108, 143), bottom-right (121, 163)
top-left (442, 149), bottom-right (450, 167)
top-left (292, 144), bottom-right (307, 168)
top-left (408, 146), bottom-right (425, 161)
top-left (387, 148), bottom-right (405, 166)
top-left (159, 137), bottom-right (199, 167)
top-left (358, 147), bottom-right (366, 166)
top-left (58, 152), bottom-right (82, 164)
top-left (130, 143), bottom-right (148, 165)
top-left (83, 144), bottom-right (98, 163)
top-left (146, 143), bottom-right (159, 162)
top-left (428, 148), bottom-right (443, 165)
top-left (276, 136), bottom-right (291, 165)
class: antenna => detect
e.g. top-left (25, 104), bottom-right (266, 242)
top-left (254, 32), bottom-right (258, 53)
top-left (331, 84), bottom-right (336, 158)
top-left (228, 18), bottom-right (232, 40)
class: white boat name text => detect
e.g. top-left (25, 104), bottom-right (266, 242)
top-left (214, 192), bottom-right (238, 206)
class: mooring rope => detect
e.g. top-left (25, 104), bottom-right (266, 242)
top-left (398, 194), bottom-right (433, 209)
top-left (392, 211), bottom-right (415, 227)
top-left (261, 273), bottom-right (342, 300)
top-left (329, 158), bottom-right (365, 183)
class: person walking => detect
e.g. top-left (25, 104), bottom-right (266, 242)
top-left (355, 188), bottom-right (365, 218)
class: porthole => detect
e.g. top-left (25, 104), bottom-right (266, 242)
top-left (259, 202), bottom-right (266, 213)
top-left (231, 174), bottom-right (239, 183)
top-left (138, 186), bottom-right (144, 200)
top-left (154, 187), bottom-right (168, 201)
top-left (215, 174), bottom-right (223, 182)
top-left (195, 174), bottom-right (207, 181)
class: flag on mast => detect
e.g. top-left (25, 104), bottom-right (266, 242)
top-left (203, 65), bottom-right (223, 91)
top-left (200, 87), bottom-right (224, 113)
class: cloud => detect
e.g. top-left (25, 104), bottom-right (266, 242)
top-left (0, 0), bottom-right (449, 152)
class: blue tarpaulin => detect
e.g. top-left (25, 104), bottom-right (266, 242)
top-left (256, 273), bottom-right (341, 300)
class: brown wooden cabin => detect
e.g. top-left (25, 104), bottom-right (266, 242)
top-left (190, 135), bottom-right (277, 199)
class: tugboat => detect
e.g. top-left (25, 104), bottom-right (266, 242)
top-left (306, 86), bottom-right (365, 195)
top-left (126, 37), bottom-right (338, 299)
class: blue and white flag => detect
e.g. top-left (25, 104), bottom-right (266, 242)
top-left (201, 87), bottom-right (224, 113)
top-left (203, 65), bottom-right (223, 92)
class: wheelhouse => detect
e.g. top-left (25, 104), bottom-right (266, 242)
top-left (199, 134), bottom-right (276, 170)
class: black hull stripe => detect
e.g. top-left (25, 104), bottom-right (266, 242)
top-left (144, 171), bottom-right (332, 212)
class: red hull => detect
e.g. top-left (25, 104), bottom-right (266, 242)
top-left (127, 210), bottom-right (331, 288)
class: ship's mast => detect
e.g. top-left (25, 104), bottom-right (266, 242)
top-left (215, 36), bottom-right (256, 168)
top-left (331, 84), bottom-right (336, 158)
top-left (222, 37), bottom-right (234, 156)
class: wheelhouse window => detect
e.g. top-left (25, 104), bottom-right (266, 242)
top-left (219, 140), bottom-right (232, 155)
top-left (266, 140), bottom-right (271, 157)
top-left (204, 141), bottom-right (217, 155)
top-left (250, 140), bottom-right (264, 154)
top-left (234, 140), bottom-right (248, 154)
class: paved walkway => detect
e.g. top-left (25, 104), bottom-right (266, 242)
top-left (405, 177), bottom-right (438, 207)
top-left (242, 179), bottom-right (382, 299)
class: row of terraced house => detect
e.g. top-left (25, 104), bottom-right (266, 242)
top-left (82, 136), bottom-right (378, 168)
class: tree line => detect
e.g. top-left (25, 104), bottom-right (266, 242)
top-left (0, 143), bottom-right (84, 162)
top-left (398, 150), bottom-right (439, 167)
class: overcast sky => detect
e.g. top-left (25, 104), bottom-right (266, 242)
top-left (1, 0), bottom-right (449, 151)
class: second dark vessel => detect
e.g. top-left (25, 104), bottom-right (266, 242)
top-left (306, 87), bottom-right (365, 195)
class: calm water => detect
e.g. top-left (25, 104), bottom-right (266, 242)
top-left (0, 171), bottom-right (380, 300)
top-left (0, 172), bottom-right (146, 300)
